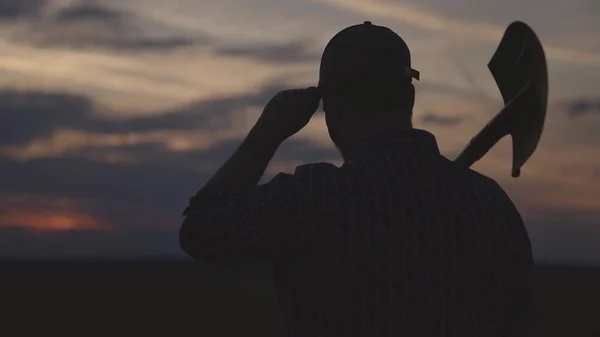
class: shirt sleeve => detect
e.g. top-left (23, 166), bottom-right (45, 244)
top-left (179, 172), bottom-right (297, 266)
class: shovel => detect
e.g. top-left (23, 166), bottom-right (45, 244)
top-left (454, 21), bottom-right (548, 177)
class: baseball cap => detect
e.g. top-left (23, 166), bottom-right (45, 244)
top-left (318, 21), bottom-right (419, 91)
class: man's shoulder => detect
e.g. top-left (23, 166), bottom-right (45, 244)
top-left (467, 168), bottom-right (503, 189)
top-left (439, 156), bottom-right (503, 190)
top-left (440, 157), bottom-right (516, 206)
top-left (461, 166), bottom-right (524, 222)
top-left (466, 168), bottom-right (515, 204)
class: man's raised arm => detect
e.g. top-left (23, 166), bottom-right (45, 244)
top-left (179, 88), bottom-right (320, 266)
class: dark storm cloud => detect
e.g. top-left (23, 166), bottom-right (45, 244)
top-left (0, 0), bottom-right (46, 20)
top-left (101, 37), bottom-right (200, 51)
top-left (0, 84), bottom-right (281, 146)
top-left (0, 85), bottom-right (309, 232)
top-left (0, 137), bottom-right (339, 232)
top-left (30, 34), bottom-right (202, 52)
top-left (563, 99), bottom-right (600, 117)
top-left (0, 136), bottom-right (338, 203)
top-left (7, 2), bottom-right (204, 52)
top-left (0, 85), bottom-right (340, 233)
top-left (0, 91), bottom-right (91, 146)
top-left (54, 3), bottom-right (127, 23)
top-left (419, 111), bottom-right (465, 126)
top-left (6, 2), bottom-right (319, 59)
top-left (75, 137), bottom-right (340, 174)
top-left (39, 3), bottom-right (203, 51)
top-left (0, 152), bottom-right (209, 230)
top-left (215, 39), bottom-right (320, 64)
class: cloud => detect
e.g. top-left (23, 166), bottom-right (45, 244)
top-left (0, 0), bottom-right (598, 263)
top-left (7, 2), bottom-right (322, 60)
top-left (0, 86), bottom-right (341, 234)
top-left (0, 137), bottom-right (339, 232)
top-left (416, 81), bottom-right (496, 104)
top-left (0, 91), bottom-right (92, 146)
top-left (54, 3), bottom-right (127, 23)
top-left (316, 0), bottom-right (600, 65)
top-left (0, 3), bottom-right (325, 114)
top-left (7, 2), bottom-right (205, 52)
top-left (0, 139), bottom-right (219, 232)
top-left (214, 39), bottom-right (320, 64)
top-left (0, 85), bottom-right (281, 146)
top-left (419, 112), bottom-right (465, 126)
top-left (31, 34), bottom-right (202, 52)
top-left (563, 99), bottom-right (600, 118)
top-left (0, 152), bottom-right (209, 229)
top-left (0, 87), bottom-right (599, 262)
top-left (0, 0), bottom-right (46, 21)
top-left (98, 37), bottom-right (200, 51)
top-left (1, 1), bottom-right (325, 63)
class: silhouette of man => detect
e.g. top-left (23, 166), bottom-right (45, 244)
top-left (180, 22), bottom-right (535, 337)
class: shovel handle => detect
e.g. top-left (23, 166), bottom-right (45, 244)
top-left (453, 82), bottom-right (533, 171)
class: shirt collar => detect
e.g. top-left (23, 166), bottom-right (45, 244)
top-left (344, 128), bottom-right (441, 161)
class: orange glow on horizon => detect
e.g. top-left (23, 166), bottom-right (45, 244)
top-left (0, 211), bottom-right (108, 232)
top-left (0, 193), bottom-right (110, 232)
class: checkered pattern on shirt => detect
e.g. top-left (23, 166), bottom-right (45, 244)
top-left (180, 129), bottom-right (535, 337)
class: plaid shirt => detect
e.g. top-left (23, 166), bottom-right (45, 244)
top-left (180, 129), bottom-right (535, 337)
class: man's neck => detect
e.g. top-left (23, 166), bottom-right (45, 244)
top-left (339, 119), bottom-right (413, 158)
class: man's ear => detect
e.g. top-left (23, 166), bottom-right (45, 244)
top-left (407, 83), bottom-right (416, 110)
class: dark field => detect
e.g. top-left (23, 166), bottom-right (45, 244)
top-left (1, 260), bottom-right (599, 336)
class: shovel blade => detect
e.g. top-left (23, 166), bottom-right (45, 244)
top-left (488, 21), bottom-right (548, 177)
top-left (454, 21), bottom-right (548, 177)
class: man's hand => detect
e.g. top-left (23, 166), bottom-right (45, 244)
top-left (255, 87), bottom-right (321, 142)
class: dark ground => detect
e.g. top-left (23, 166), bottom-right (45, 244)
top-left (1, 260), bottom-right (599, 336)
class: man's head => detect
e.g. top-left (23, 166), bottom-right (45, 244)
top-left (318, 22), bottom-right (419, 151)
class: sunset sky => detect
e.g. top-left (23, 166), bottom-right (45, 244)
top-left (1, 0), bottom-right (599, 264)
